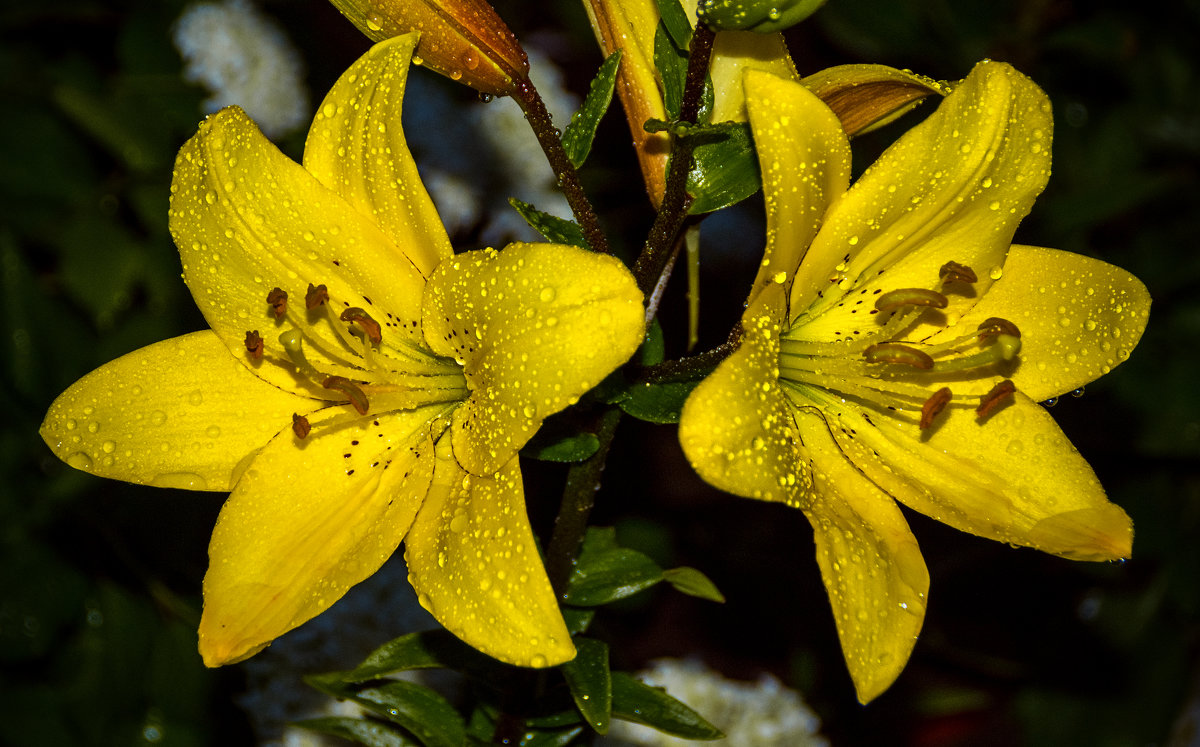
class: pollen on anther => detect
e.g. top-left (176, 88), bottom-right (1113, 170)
top-left (976, 379), bottom-right (1017, 419)
top-left (306, 283), bottom-right (330, 309)
top-left (920, 387), bottom-right (953, 429)
top-left (267, 288), bottom-right (288, 317)
top-left (244, 330), bottom-right (264, 360)
top-left (978, 317), bottom-right (1021, 340)
top-left (939, 261), bottom-right (978, 285)
top-left (292, 413), bottom-right (311, 439)
top-left (340, 307), bottom-right (383, 344)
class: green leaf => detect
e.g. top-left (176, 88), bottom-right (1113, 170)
top-left (687, 122), bottom-right (761, 214)
top-left (509, 199), bottom-right (589, 249)
top-left (519, 727), bottom-right (587, 746)
top-left (561, 638), bottom-right (613, 734)
top-left (617, 380), bottom-right (700, 424)
top-left (638, 320), bottom-right (666, 366)
top-left (562, 607), bottom-right (596, 636)
top-left (611, 672), bottom-right (724, 740)
top-left (523, 420), bottom-right (601, 463)
top-left (308, 679), bottom-right (466, 747)
top-left (653, 0), bottom-right (693, 48)
top-left (562, 50), bottom-right (622, 168)
top-left (653, 22), bottom-right (688, 120)
top-left (565, 528), bottom-right (664, 606)
top-left (333, 630), bottom-right (510, 683)
top-left (662, 567), bottom-right (726, 603)
top-left (296, 716), bottom-right (419, 747)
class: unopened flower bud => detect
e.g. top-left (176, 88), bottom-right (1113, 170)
top-left (697, 0), bottom-right (826, 33)
top-left (326, 0), bottom-right (529, 96)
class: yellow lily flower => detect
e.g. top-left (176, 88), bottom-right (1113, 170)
top-left (679, 61), bottom-right (1149, 702)
top-left (40, 34), bottom-right (644, 669)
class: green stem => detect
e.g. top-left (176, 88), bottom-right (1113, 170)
top-left (545, 407), bottom-right (623, 596)
top-left (633, 23), bottom-right (716, 297)
top-left (511, 77), bottom-right (611, 255)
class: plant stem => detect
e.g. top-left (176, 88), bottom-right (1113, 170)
top-left (545, 407), bottom-right (623, 596)
top-left (632, 24), bottom-right (716, 297)
top-left (511, 78), bottom-right (611, 255)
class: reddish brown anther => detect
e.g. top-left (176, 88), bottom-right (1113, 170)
top-left (920, 387), bottom-right (953, 429)
top-left (306, 283), bottom-right (329, 309)
top-left (864, 342), bottom-right (934, 370)
top-left (323, 375), bottom-right (370, 415)
top-left (267, 287), bottom-right (288, 317)
top-left (976, 379), bottom-right (1017, 419)
top-left (292, 413), bottom-right (311, 439)
top-left (978, 317), bottom-right (1022, 340)
top-left (244, 330), bottom-right (264, 360)
top-left (874, 288), bottom-right (949, 314)
top-left (340, 307), bottom-right (383, 345)
top-left (939, 261), bottom-right (978, 285)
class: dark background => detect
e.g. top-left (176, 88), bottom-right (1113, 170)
top-left (2, 0), bottom-right (1198, 744)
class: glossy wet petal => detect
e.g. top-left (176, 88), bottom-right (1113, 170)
top-left (705, 28), bottom-right (797, 124)
top-left (680, 283), bottom-right (810, 502)
top-left (793, 409), bottom-right (928, 704)
top-left (792, 60), bottom-right (1053, 335)
top-left (930, 245), bottom-right (1151, 401)
top-left (303, 34), bottom-right (452, 278)
top-left (170, 106), bottom-right (430, 395)
top-left (405, 439), bottom-right (574, 668)
top-left (40, 331), bottom-right (314, 491)
top-left (744, 69), bottom-right (851, 304)
top-left (423, 243), bottom-right (644, 475)
top-left (817, 390), bottom-right (1132, 561)
top-left (198, 404), bottom-right (446, 665)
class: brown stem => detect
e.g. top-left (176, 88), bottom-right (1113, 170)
top-left (511, 77), bottom-right (611, 255)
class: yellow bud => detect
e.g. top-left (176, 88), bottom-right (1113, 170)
top-left (327, 0), bottom-right (529, 96)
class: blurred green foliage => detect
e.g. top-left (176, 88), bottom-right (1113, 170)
top-left (2, 0), bottom-right (1198, 745)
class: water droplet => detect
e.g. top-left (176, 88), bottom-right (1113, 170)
top-left (151, 410), bottom-right (167, 426)
top-left (539, 287), bottom-right (556, 303)
top-left (449, 513), bottom-right (469, 533)
top-left (530, 654), bottom-right (548, 668)
top-left (988, 200), bottom-right (1001, 211)
top-left (188, 390), bottom-right (204, 406)
top-left (86, 421), bottom-right (99, 434)
top-left (1005, 440), bottom-right (1024, 455)
top-left (65, 418), bottom-right (77, 430)
top-left (206, 425), bottom-right (222, 439)
top-left (101, 441), bottom-right (116, 454)
top-left (66, 452), bottom-right (93, 470)
top-left (150, 472), bottom-right (208, 490)
top-left (365, 12), bottom-right (383, 31)
top-left (988, 265), bottom-right (1004, 280)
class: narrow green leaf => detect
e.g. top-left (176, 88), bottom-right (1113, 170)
top-left (295, 716), bottom-right (419, 747)
top-left (686, 122), bottom-right (761, 214)
top-left (561, 638), bottom-right (613, 734)
top-left (508, 198), bottom-right (590, 249)
top-left (565, 527), bottom-right (664, 606)
top-left (611, 672), bottom-right (724, 740)
top-left (617, 379), bottom-right (700, 424)
top-left (562, 607), bottom-right (596, 636)
top-left (662, 567), bottom-right (726, 603)
top-left (653, 0), bottom-right (693, 48)
top-left (562, 50), bottom-right (623, 168)
top-left (353, 681), bottom-right (466, 747)
top-left (336, 629), bottom-right (511, 683)
top-left (638, 320), bottom-right (666, 366)
top-left (523, 420), bottom-right (601, 463)
top-left (653, 22), bottom-right (688, 119)
top-left (519, 727), bottom-right (587, 747)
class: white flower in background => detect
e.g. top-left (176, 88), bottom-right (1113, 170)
top-left (173, 0), bottom-right (309, 139)
top-left (603, 659), bottom-right (828, 747)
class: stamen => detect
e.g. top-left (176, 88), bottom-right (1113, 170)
top-left (939, 261), bottom-right (978, 285)
top-left (306, 283), bottom-right (329, 309)
top-left (978, 317), bottom-right (1021, 340)
top-left (244, 330), bottom-right (264, 360)
top-left (874, 288), bottom-right (949, 314)
top-left (323, 375), bottom-right (370, 415)
top-left (920, 387), bottom-right (953, 429)
top-left (267, 288), bottom-right (288, 317)
top-left (976, 379), bottom-right (1016, 419)
top-left (292, 413), bottom-right (311, 439)
top-left (863, 342), bottom-right (934, 370)
top-left (340, 307), bottom-right (383, 345)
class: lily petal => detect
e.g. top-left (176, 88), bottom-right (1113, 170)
top-left (931, 245), bottom-right (1151, 401)
top-left (679, 283), bottom-right (810, 502)
top-left (170, 106), bottom-right (430, 394)
top-left (792, 60), bottom-right (1053, 334)
top-left (303, 35), bottom-right (452, 278)
top-left (423, 243), bottom-right (644, 475)
top-left (405, 438), bottom-right (574, 668)
top-left (817, 390), bottom-right (1132, 561)
top-left (793, 408), bottom-right (929, 704)
top-left (40, 331), bottom-right (313, 491)
top-left (744, 69), bottom-right (851, 304)
top-left (198, 404), bottom-right (446, 665)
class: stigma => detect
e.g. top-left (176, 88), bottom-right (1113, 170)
top-left (778, 261), bottom-right (1022, 431)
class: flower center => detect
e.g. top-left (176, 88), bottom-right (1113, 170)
top-left (777, 261), bottom-right (1020, 429)
top-left (244, 282), bottom-right (467, 432)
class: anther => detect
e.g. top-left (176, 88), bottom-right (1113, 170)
top-left (874, 288), bottom-right (949, 314)
top-left (939, 261), bottom-right (978, 285)
top-left (292, 413), bottom-right (311, 439)
top-left (306, 283), bottom-right (329, 309)
top-left (864, 342), bottom-right (934, 370)
top-left (244, 330), bottom-right (264, 360)
top-left (267, 288), bottom-right (288, 317)
top-left (978, 317), bottom-right (1021, 340)
top-left (340, 307), bottom-right (383, 344)
top-left (323, 376), bottom-right (370, 415)
top-left (976, 379), bottom-right (1016, 419)
top-left (920, 387), bottom-right (953, 429)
